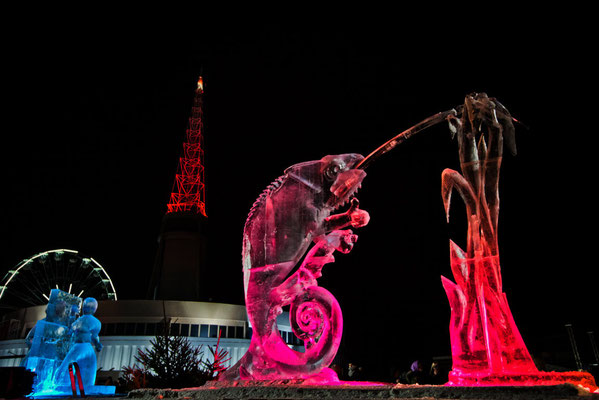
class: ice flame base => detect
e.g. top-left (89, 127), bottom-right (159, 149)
top-left (447, 370), bottom-right (598, 393)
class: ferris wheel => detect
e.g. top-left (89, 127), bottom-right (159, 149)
top-left (0, 249), bottom-right (117, 311)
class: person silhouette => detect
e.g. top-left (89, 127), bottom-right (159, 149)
top-left (406, 360), bottom-right (426, 384)
top-left (54, 298), bottom-right (103, 388)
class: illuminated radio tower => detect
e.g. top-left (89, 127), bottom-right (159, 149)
top-left (167, 76), bottom-right (207, 216)
top-left (148, 76), bottom-right (209, 301)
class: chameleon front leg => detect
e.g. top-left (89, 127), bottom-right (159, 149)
top-left (271, 198), bottom-right (368, 305)
top-left (323, 198), bottom-right (370, 232)
top-left (270, 229), bottom-right (358, 306)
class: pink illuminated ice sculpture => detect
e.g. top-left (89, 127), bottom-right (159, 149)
top-left (219, 154), bottom-right (370, 382)
top-left (216, 93), bottom-right (597, 393)
top-left (219, 109), bottom-right (459, 383)
top-left (440, 93), bottom-right (597, 392)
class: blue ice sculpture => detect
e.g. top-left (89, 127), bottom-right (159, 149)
top-left (23, 290), bottom-right (115, 396)
top-left (23, 289), bottom-right (81, 394)
top-left (53, 297), bottom-right (105, 390)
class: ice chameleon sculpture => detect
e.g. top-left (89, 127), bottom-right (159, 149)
top-left (220, 154), bottom-right (370, 381)
top-left (220, 110), bottom-right (459, 382)
top-left (218, 93), bottom-right (598, 392)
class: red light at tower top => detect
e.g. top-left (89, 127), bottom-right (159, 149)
top-left (166, 76), bottom-right (207, 217)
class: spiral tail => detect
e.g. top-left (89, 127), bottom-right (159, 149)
top-left (289, 286), bottom-right (343, 373)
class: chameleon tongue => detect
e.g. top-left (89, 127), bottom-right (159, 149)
top-left (355, 109), bottom-right (458, 171)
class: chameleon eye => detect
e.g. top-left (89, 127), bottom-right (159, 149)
top-left (324, 165), bottom-right (337, 181)
top-left (324, 162), bottom-right (345, 181)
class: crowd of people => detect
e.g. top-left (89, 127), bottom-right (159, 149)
top-left (332, 359), bottom-right (447, 384)
top-left (393, 360), bottom-right (446, 385)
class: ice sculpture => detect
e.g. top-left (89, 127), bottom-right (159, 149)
top-left (22, 290), bottom-right (115, 396)
top-left (53, 297), bottom-right (104, 389)
top-left (23, 289), bottom-right (81, 394)
top-left (218, 110), bottom-right (468, 383)
top-left (215, 93), bottom-right (597, 392)
top-left (220, 154), bottom-right (370, 382)
top-left (441, 93), bottom-right (597, 392)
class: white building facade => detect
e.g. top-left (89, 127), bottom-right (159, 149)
top-left (0, 299), bottom-right (300, 381)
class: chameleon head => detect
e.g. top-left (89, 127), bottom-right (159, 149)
top-left (284, 153), bottom-right (366, 211)
top-left (324, 154), bottom-right (366, 210)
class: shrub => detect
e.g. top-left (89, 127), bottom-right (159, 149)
top-left (121, 322), bottom-right (230, 390)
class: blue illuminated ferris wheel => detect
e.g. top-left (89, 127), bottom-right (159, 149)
top-left (0, 249), bottom-right (117, 311)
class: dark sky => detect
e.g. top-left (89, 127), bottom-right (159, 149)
top-left (2, 15), bottom-right (597, 377)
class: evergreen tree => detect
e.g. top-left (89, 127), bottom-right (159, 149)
top-left (122, 320), bottom-right (229, 390)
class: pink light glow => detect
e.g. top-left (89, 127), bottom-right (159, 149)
top-left (219, 154), bottom-right (368, 383)
top-left (441, 93), bottom-right (598, 393)
top-left (441, 242), bottom-right (536, 376)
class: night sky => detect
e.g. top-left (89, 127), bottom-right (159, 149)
top-left (2, 15), bottom-right (597, 379)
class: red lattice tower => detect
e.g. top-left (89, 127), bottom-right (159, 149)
top-left (166, 76), bottom-right (207, 217)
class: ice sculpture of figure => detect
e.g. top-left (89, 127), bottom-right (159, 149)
top-left (23, 291), bottom-right (115, 396)
top-left (54, 297), bottom-right (103, 389)
top-left (220, 154), bottom-right (369, 382)
top-left (440, 93), bottom-right (597, 392)
top-left (22, 289), bottom-right (81, 394)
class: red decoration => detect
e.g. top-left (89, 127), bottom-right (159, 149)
top-left (167, 76), bottom-right (207, 217)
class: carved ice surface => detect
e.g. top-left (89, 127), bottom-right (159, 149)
top-left (441, 246), bottom-right (536, 375)
top-left (214, 94), bottom-right (597, 392)
top-left (22, 290), bottom-right (115, 396)
top-left (220, 154), bottom-right (369, 382)
top-left (441, 93), bottom-right (597, 393)
top-left (23, 289), bottom-right (82, 394)
top-left (441, 93), bottom-right (538, 379)
top-left (53, 297), bottom-right (103, 388)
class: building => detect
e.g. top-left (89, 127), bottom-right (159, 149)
top-left (0, 299), bottom-right (299, 382)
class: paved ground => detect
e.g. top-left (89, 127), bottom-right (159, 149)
top-left (125, 383), bottom-right (598, 399)
top-left (15, 382), bottom-right (598, 400)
